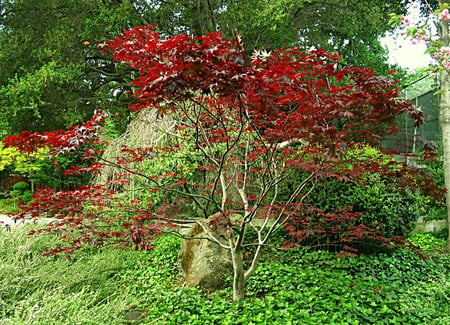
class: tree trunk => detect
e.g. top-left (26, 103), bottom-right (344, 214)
top-left (439, 9), bottom-right (450, 253)
top-left (231, 246), bottom-right (246, 301)
top-left (441, 69), bottom-right (450, 252)
top-left (190, 0), bottom-right (217, 36)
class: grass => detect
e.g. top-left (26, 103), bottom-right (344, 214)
top-left (0, 226), bottom-right (449, 324)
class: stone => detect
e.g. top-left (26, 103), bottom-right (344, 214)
top-left (413, 216), bottom-right (448, 233)
top-left (178, 221), bottom-right (233, 291)
top-left (122, 309), bottom-right (145, 325)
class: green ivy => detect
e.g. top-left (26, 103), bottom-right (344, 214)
top-left (1, 228), bottom-right (448, 324)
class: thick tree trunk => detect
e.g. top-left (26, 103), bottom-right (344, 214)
top-left (441, 72), bottom-right (450, 252)
top-left (190, 0), bottom-right (217, 36)
top-left (439, 10), bottom-right (450, 253)
top-left (231, 246), bottom-right (246, 301)
top-left (441, 74), bottom-right (450, 252)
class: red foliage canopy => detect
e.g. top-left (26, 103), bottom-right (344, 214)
top-left (102, 26), bottom-right (421, 154)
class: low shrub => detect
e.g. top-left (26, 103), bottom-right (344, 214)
top-left (7, 181), bottom-right (33, 208)
top-left (304, 175), bottom-right (419, 238)
top-left (281, 146), bottom-right (422, 253)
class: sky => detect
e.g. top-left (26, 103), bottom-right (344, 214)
top-left (381, 35), bottom-right (432, 71)
top-left (380, 2), bottom-right (434, 72)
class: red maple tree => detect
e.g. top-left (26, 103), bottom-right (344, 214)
top-left (4, 26), bottom-right (443, 300)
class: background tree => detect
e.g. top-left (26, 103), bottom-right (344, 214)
top-left (139, 0), bottom-right (414, 72)
top-left (437, 1), bottom-right (450, 252)
top-left (219, 0), bottom-right (409, 73)
top-left (0, 0), bottom-right (418, 138)
top-left (0, 0), bottom-right (145, 135)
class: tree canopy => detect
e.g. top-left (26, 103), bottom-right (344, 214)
top-left (0, 0), bottom-right (417, 136)
top-left (0, 0), bottom-right (142, 135)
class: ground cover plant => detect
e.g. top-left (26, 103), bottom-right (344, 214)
top-left (3, 27), bottom-right (444, 300)
top-left (0, 225), bottom-right (448, 324)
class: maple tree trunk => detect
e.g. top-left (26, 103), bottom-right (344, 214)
top-left (231, 246), bottom-right (246, 301)
top-left (439, 11), bottom-right (450, 253)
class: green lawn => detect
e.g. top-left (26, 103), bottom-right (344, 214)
top-left (0, 226), bottom-right (449, 324)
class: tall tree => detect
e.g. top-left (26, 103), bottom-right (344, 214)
top-left (397, 1), bottom-right (450, 252)
top-left (0, 0), bottom-right (145, 135)
top-left (217, 0), bottom-right (411, 72)
top-left (437, 1), bottom-right (450, 252)
top-left (0, 0), bottom-right (416, 137)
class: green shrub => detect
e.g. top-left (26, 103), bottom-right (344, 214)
top-left (11, 181), bottom-right (29, 192)
top-left (8, 181), bottom-right (33, 207)
top-left (300, 145), bottom-right (420, 240)
top-left (304, 175), bottom-right (419, 238)
top-left (0, 198), bottom-right (17, 213)
top-left (430, 226), bottom-right (449, 240)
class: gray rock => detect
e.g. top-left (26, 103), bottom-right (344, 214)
top-left (178, 221), bottom-right (233, 291)
top-left (414, 216), bottom-right (448, 233)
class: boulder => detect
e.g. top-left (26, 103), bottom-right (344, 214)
top-left (178, 222), bottom-right (233, 291)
